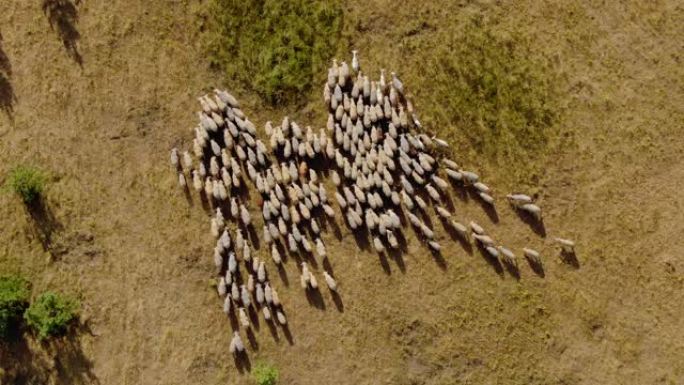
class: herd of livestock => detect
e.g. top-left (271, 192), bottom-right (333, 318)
top-left (170, 51), bottom-right (576, 357)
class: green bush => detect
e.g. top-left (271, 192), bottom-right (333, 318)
top-left (252, 361), bottom-right (278, 385)
top-left (0, 275), bottom-right (30, 340)
top-left (24, 292), bottom-right (78, 340)
top-left (5, 165), bottom-right (46, 204)
top-left (422, 15), bottom-right (559, 184)
top-left (204, 0), bottom-right (342, 105)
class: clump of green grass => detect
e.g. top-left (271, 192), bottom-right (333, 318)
top-left (204, 0), bottom-right (342, 105)
top-left (0, 275), bottom-right (31, 340)
top-left (24, 291), bottom-right (78, 340)
top-left (4, 165), bottom-right (46, 204)
top-left (252, 361), bottom-right (278, 385)
top-left (422, 15), bottom-right (560, 185)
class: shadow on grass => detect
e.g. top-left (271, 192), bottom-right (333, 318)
top-left (42, 0), bottom-right (83, 66)
top-left (25, 196), bottom-right (64, 256)
top-left (0, 32), bottom-right (16, 120)
top-left (0, 321), bottom-right (100, 385)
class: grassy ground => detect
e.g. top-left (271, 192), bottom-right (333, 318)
top-left (1, 0), bottom-right (683, 384)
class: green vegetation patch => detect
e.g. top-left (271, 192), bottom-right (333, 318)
top-left (204, 0), bottom-right (342, 105)
top-left (252, 361), bottom-right (279, 385)
top-left (4, 165), bottom-right (46, 204)
top-left (0, 275), bottom-right (31, 340)
top-left (422, 16), bottom-right (560, 184)
top-left (24, 291), bottom-right (78, 340)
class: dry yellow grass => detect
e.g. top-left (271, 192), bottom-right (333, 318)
top-left (1, 0), bottom-right (683, 384)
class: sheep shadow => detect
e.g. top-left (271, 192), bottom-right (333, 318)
top-left (387, 247), bottom-right (406, 273)
top-left (246, 328), bottom-right (259, 350)
top-left (281, 323), bottom-right (294, 345)
top-left (0, 33), bottom-right (16, 119)
top-left (233, 350), bottom-right (251, 373)
top-left (24, 196), bottom-right (64, 256)
top-left (1, 321), bottom-right (100, 385)
top-left (443, 224), bottom-right (473, 255)
top-left (468, 189), bottom-right (499, 223)
top-left (330, 290), bottom-right (344, 312)
top-left (42, 0), bottom-right (83, 66)
top-left (502, 260), bottom-right (521, 280)
top-left (560, 250), bottom-right (580, 269)
top-left (429, 247), bottom-right (447, 270)
top-left (525, 257), bottom-right (545, 278)
top-left (305, 288), bottom-right (326, 310)
top-left (475, 243), bottom-right (504, 277)
top-left (377, 251), bottom-right (392, 275)
top-left (514, 209), bottom-right (546, 237)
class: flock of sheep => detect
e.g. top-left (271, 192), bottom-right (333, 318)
top-left (170, 51), bottom-right (576, 358)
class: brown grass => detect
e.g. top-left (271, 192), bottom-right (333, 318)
top-left (1, 0), bottom-right (683, 384)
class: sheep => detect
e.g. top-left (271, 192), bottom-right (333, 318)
top-left (263, 306), bottom-right (272, 321)
top-left (469, 221), bottom-right (485, 235)
top-left (247, 274), bottom-right (255, 293)
top-left (373, 237), bottom-right (385, 253)
top-left (323, 271), bottom-right (337, 291)
top-left (276, 310), bottom-right (287, 325)
top-left (225, 282), bottom-right (237, 301)
top-left (214, 89), bottom-right (239, 108)
top-left (506, 193), bottom-right (533, 205)
top-left (473, 234), bottom-right (495, 247)
top-left (479, 192), bottom-right (495, 205)
top-left (213, 249), bottom-right (223, 268)
top-left (446, 169), bottom-right (463, 182)
top-left (519, 203), bottom-right (542, 220)
top-left (238, 307), bottom-right (250, 328)
top-left (178, 173), bottom-right (187, 188)
top-left (256, 283), bottom-right (264, 305)
top-left (271, 244), bottom-right (282, 265)
top-left (426, 184), bottom-right (442, 202)
top-left (522, 248), bottom-right (541, 265)
top-left (431, 175), bottom-right (449, 191)
top-left (258, 261), bottom-right (267, 282)
top-left (229, 332), bottom-right (244, 354)
top-left (183, 151), bottom-right (193, 170)
top-left (461, 170), bottom-right (479, 185)
top-left (243, 242), bottom-right (251, 261)
top-left (315, 238), bottom-right (327, 258)
top-left (210, 218), bottom-right (220, 238)
top-left (436, 206), bottom-right (452, 219)
top-left (264, 283), bottom-right (273, 305)
top-left (271, 287), bottom-right (281, 306)
top-left (170, 148), bottom-right (179, 169)
top-left (498, 246), bottom-right (517, 267)
top-left (218, 276), bottom-right (227, 296)
top-left (240, 205), bottom-right (252, 226)
top-left (449, 220), bottom-right (469, 240)
top-left (473, 182), bottom-right (490, 194)
top-left (387, 230), bottom-right (399, 249)
top-left (428, 241), bottom-right (441, 251)
top-left (420, 223), bottom-right (434, 239)
top-left (485, 246), bottom-right (500, 258)
top-left (554, 237), bottom-right (575, 253)
top-left (240, 285), bottom-right (251, 308)
top-left (391, 72), bottom-right (404, 94)
top-left (223, 295), bottom-right (232, 314)
top-left (323, 204), bottom-right (335, 217)
top-left (228, 252), bottom-right (237, 274)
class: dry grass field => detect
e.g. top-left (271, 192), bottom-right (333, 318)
top-left (1, 1), bottom-right (683, 384)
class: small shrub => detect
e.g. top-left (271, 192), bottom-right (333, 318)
top-left (252, 361), bottom-right (278, 385)
top-left (24, 292), bottom-right (78, 339)
top-left (204, 0), bottom-right (342, 105)
top-left (5, 166), bottom-right (46, 204)
top-left (0, 275), bottom-right (30, 340)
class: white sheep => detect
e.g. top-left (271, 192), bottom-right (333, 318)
top-left (229, 331), bottom-right (244, 354)
top-left (519, 203), bottom-right (542, 220)
top-left (469, 221), bottom-right (485, 235)
top-left (323, 271), bottom-right (337, 291)
top-left (276, 310), bottom-right (287, 325)
top-left (522, 248), bottom-right (541, 264)
top-left (238, 307), bottom-right (250, 328)
top-left (223, 295), bottom-right (231, 314)
top-left (271, 244), bottom-right (282, 265)
top-left (554, 237), bottom-right (575, 252)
